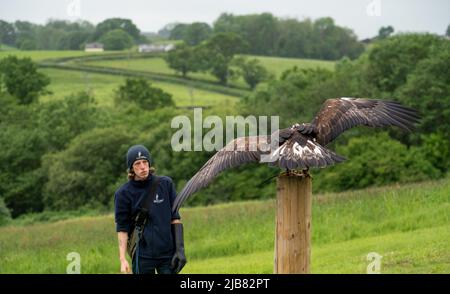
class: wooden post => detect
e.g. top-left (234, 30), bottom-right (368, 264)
top-left (274, 172), bottom-right (312, 274)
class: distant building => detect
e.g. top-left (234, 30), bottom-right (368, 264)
top-left (138, 43), bottom-right (175, 53)
top-left (85, 43), bottom-right (104, 52)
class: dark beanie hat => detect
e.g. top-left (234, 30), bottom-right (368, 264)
top-left (126, 145), bottom-right (152, 170)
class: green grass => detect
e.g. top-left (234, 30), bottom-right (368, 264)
top-left (84, 57), bottom-right (226, 84)
top-left (83, 55), bottom-right (336, 88)
top-left (247, 55), bottom-right (335, 76)
top-left (0, 177), bottom-right (448, 274)
top-left (39, 68), bottom-right (239, 108)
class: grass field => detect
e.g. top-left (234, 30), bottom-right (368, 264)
top-left (83, 55), bottom-right (336, 88)
top-left (0, 176), bottom-right (448, 274)
top-left (39, 68), bottom-right (239, 108)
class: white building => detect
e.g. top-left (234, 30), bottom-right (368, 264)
top-left (85, 43), bottom-right (104, 52)
top-left (138, 44), bottom-right (175, 53)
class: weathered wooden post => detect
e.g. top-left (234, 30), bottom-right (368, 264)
top-left (274, 171), bottom-right (312, 274)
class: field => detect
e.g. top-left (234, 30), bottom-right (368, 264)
top-left (39, 68), bottom-right (239, 108)
top-left (0, 177), bottom-right (448, 274)
top-left (82, 54), bottom-right (335, 87)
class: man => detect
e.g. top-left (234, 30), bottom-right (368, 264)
top-left (114, 145), bottom-right (186, 274)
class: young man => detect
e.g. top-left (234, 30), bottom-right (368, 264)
top-left (114, 145), bottom-right (186, 274)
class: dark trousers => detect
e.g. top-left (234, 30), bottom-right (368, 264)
top-left (132, 255), bottom-right (174, 274)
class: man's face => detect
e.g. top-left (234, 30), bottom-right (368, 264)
top-left (133, 159), bottom-right (149, 180)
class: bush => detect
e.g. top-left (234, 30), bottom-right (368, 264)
top-left (0, 197), bottom-right (12, 226)
top-left (115, 78), bottom-right (174, 110)
top-left (42, 127), bottom-right (134, 210)
top-left (99, 29), bottom-right (133, 50)
top-left (313, 133), bottom-right (441, 192)
top-left (0, 56), bottom-right (50, 104)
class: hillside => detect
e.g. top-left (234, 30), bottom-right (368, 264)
top-left (0, 176), bottom-right (448, 273)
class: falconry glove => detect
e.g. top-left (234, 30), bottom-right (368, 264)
top-left (171, 223), bottom-right (187, 273)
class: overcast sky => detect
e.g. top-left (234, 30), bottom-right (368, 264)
top-left (1, 0), bottom-right (449, 39)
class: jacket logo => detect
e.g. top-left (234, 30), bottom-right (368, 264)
top-left (153, 194), bottom-right (164, 204)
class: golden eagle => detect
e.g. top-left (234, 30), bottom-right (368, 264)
top-left (172, 98), bottom-right (420, 213)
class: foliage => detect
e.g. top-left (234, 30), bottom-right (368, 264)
top-left (0, 20), bottom-right (16, 46)
top-left (115, 78), bottom-right (174, 110)
top-left (365, 34), bottom-right (442, 94)
top-left (42, 127), bottom-right (134, 210)
top-left (0, 197), bottom-right (11, 226)
top-left (0, 56), bottom-right (50, 104)
top-left (165, 43), bottom-right (200, 77)
top-left (170, 22), bottom-right (212, 46)
top-left (201, 32), bottom-right (249, 84)
top-left (37, 92), bottom-right (98, 151)
top-left (99, 29), bottom-right (133, 50)
top-left (313, 133), bottom-right (442, 192)
top-left (214, 13), bottom-right (364, 60)
top-left (378, 26), bottom-right (394, 39)
top-left (93, 18), bottom-right (141, 42)
top-left (241, 66), bottom-right (334, 126)
top-left (232, 57), bottom-right (271, 89)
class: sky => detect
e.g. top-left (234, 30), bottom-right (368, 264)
top-left (0, 0), bottom-right (449, 39)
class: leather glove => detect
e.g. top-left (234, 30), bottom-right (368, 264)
top-left (171, 223), bottom-right (187, 273)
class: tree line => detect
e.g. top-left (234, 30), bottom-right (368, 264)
top-left (1, 13), bottom-right (365, 60)
top-left (0, 18), bottom-right (143, 50)
top-left (166, 13), bottom-right (365, 60)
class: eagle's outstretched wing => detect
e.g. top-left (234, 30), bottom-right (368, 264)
top-left (172, 136), bottom-right (266, 213)
top-left (172, 130), bottom-right (346, 213)
top-left (311, 98), bottom-right (420, 146)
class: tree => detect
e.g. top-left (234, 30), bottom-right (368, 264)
top-left (446, 24), bottom-right (450, 37)
top-left (213, 13), bottom-right (363, 60)
top-left (183, 22), bottom-right (212, 46)
top-left (233, 57), bottom-right (271, 89)
top-left (202, 33), bottom-right (248, 84)
top-left (115, 78), bottom-right (174, 110)
top-left (397, 40), bottom-right (450, 147)
top-left (157, 22), bottom-right (180, 38)
top-left (0, 20), bottom-right (16, 46)
top-left (378, 26), bottom-right (394, 39)
top-left (0, 56), bottom-right (50, 104)
top-left (366, 34), bottom-right (443, 93)
top-left (38, 92), bottom-right (98, 151)
top-left (99, 29), bottom-right (133, 50)
top-left (14, 20), bottom-right (38, 50)
top-left (42, 127), bottom-right (134, 210)
top-left (169, 24), bottom-right (189, 40)
top-left (94, 18), bottom-right (140, 41)
top-left (165, 43), bottom-right (200, 77)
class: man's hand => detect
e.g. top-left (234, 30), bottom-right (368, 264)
top-left (120, 258), bottom-right (131, 274)
top-left (171, 222), bottom-right (187, 274)
top-left (171, 249), bottom-right (187, 274)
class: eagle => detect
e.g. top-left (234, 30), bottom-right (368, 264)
top-left (172, 98), bottom-right (420, 213)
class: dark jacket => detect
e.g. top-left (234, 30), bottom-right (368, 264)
top-left (114, 174), bottom-right (180, 259)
